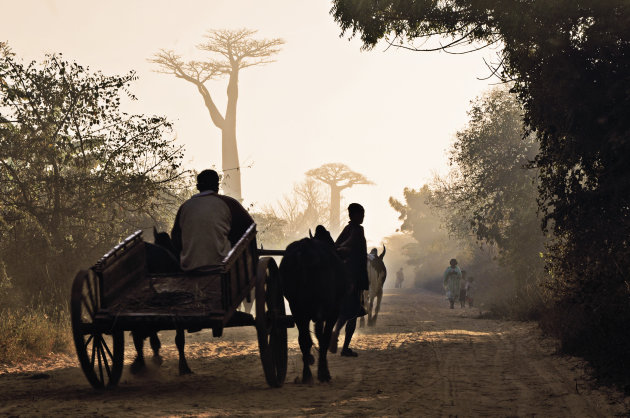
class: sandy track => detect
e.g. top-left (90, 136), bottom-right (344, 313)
top-left (1, 289), bottom-right (628, 416)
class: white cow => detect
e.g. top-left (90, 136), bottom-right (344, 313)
top-left (360, 246), bottom-right (386, 327)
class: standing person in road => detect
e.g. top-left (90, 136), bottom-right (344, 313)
top-left (395, 267), bottom-right (405, 288)
top-left (443, 258), bottom-right (462, 309)
top-left (329, 203), bottom-right (369, 357)
top-left (459, 270), bottom-right (468, 308)
top-left (465, 276), bottom-right (475, 307)
top-left (414, 266), bottom-right (422, 288)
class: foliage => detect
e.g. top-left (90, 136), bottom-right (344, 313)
top-left (251, 211), bottom-right (287, 250)
top-left (430, 87), bottom-right (545, 306)
top-left (379, 232), bottom-right (417, 288)
top-left (306, 163), bottom-right (373, 190)
top-left (254, 178), bottom-right (330, 248)
top-left (0, 47), bottom-right (186, 305)
top-left (0, 305), bottom-right (72, 364)
top-left (389, 185), bottom-right (473, 286)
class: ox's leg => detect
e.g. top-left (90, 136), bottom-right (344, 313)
top-left (149, 331), bottom-right (163, 366)
top-left (130, 331), bottom-right (146, 374)
top-left (176, 328), bottom-right (192, 375)
top-left (372, 291), bottom-right (383, 326)
top-left (315, 320), bottom-right (333, 382)
top-left (368, 295), bottom-right (375, 326)
top-left (359, 290), bottom-right (367, 328)
top-left (296, 318), bottom-right (314, 384)
top-left (242, 288), bottom-right (255, 314)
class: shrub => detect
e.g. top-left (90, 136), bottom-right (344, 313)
top-left (0, 306), bottom-right (72, 364)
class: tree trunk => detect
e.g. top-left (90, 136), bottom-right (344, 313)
top-left (221, 127), bottom-right (241, 201)
top-left (330, 185), bottom-right (341, 235)
top-left (221, 68), bottom-right (242, 201)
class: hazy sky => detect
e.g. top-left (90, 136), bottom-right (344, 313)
top-left (3, 0), bottom-right (497, 246)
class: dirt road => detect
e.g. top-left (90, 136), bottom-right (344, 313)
top-left (1, 289), bottom-right (628, 416)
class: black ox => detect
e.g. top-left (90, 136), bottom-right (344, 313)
top-left (131, 228), bottom-right (193, 375)
top-left (280, 225), bottom-right (346, 384)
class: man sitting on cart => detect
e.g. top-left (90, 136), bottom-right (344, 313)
top-left (171, 169), bottom-right (254, 271)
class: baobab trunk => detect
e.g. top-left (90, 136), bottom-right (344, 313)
top-left (329, 185), bottom-right (341, 234)
top-left (221, 69), bottom-right (242, 201)
top-left (221, 126), bottom-right (242, 201)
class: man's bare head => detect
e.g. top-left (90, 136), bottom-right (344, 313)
top-left (197, 169), bottom-right (220, 192)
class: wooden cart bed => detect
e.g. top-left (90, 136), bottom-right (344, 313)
top-left (71, 224), bottom-right (289, 389)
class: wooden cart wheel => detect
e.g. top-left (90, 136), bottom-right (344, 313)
top-left (255, 257), bottom-right (288, 388)
top-left (71, 269), bottom-right (124, 389)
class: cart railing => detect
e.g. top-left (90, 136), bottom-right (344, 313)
top-left (90, 224), bottom-right (272, 316)
top-left (222, 223), bottom-right (258, 312)
top-left (94, 230), bottom-right (145, 308)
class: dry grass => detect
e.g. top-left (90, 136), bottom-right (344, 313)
top-left (0, 306), bottom-right (73, 364)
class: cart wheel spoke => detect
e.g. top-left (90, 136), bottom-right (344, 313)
top-left (90, 338), bottom-right (97, 368)
top-left (84, 334), bottom-right (94, 350)
top-left (101, 336), bottom-right (114, 362)
top-left (98, 339), bottom-right (112, 381)
top-left (97, 339), bottom-right (104, 383)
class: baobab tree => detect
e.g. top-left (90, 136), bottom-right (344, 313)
top-left (150, 29), bottom-right (284, 201)
top-left (306, 163), bottom-right (373, 233)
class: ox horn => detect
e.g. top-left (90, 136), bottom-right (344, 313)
top-left (309, 229), bottom-right (313, 239)
top-left (379, 245), bottom-right (386, 260)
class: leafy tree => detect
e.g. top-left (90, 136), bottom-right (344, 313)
top-left (389, 185), bottom-right (470, 286)
top-left (150, 29), bottom-right (284, 201)
top-left (306, 162), bottom-right (373, 233)
top-left (260, 178), bottom-right (329, 244)
top-left (430, 87), bottom-right (545, 304)
top-left (251, 211), bottom-right (287, 250)
top-left (0, 47), bottom-right (186, 305)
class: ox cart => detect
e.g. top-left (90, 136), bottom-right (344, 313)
top-left (70, 224), bottom-right (290, 389)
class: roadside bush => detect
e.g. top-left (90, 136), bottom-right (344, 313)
top-left (0, 306), bottom-right (72, 364)
top-left (539, 280), bottom-right (630, 391)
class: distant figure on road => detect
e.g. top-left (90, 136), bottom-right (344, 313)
top-left (459, 270), bottom-right (467, 308)
top-left (414, 266), bottom-right (422, 288)
top-left (443, 258), bottom-right (462, 309)
top-left (465, 276), bottom-right (475, 307)
top-left (395, 267), bottom-right (405, 288)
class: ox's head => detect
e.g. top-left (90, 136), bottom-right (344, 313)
top-left (369, 246), bottom-right (386, 261)
top-left (153, 227), bottom-right (175, 253)
top-left (312, 225), bottom-right (335, 247)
